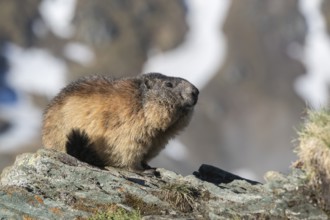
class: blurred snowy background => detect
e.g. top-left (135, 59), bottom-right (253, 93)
top-left (0, 0), bottom-right (330, 181)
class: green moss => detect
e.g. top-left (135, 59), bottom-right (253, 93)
top-left (89, 206), bottom-right (141, 220)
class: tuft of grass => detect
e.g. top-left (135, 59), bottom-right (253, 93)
top-left (295, 109), bottom-right (330, 212)
top-left (298, 109), bottom-right (330, 147)
top-left (296, 109), bottom-right (330, 177)
top-left (89, 205), bottom-right (141, 220)
top-left (160, 183), bottom-right (200, 213)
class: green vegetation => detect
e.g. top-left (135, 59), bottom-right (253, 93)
top-left (296, 109), bottom-right (330, 212)
top-left (296, 109), bottom-right (330, 178)
top-left (298, 109), bottom-right (330, 147)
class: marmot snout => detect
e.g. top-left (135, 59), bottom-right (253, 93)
top-left (42, 73), bottom-right (199, 171)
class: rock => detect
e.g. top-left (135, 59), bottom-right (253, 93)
top-left (193, 164), bottom-right (260, 185)
top-left (0, 149), bottom-right (327, 219)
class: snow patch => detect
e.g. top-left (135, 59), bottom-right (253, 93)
top-left (39, 0), bottom-right (77, 38)
top-left (64, 42), bottom-right (95, 65)
top-left (0, 43), bottom-right (67, 152)
top-left (0, 95), bottom-right (41, 152)
top-left (143, 0), bottom-right (230, 161)
top-left (5, 44), bottom-right (66, 98)
top-left (294, 0), bottom-right (330, 109)
top-left (142, 0), bottom-right (231, 89)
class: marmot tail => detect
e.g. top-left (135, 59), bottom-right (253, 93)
top-left (65, 129), bottom-right (105, 167)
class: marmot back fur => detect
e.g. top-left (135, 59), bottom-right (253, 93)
top-left (42, 73), bottom-right (199, 171)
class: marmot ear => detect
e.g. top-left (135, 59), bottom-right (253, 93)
top-left (143, 78), bottom-right (152, 90)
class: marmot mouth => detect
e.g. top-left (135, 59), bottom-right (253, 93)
top-left (181, 86), bottom-right (199, 108)
top-left (183, 97), bottom-right (198, 108)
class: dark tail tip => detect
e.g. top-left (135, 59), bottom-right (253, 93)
top-left (66, 129), bottom-right (91, 158)
top-left (65, 129), bottom-right (105, 167)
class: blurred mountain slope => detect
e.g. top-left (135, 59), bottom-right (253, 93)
top-left (0, 0), bottom-right (188, 170)
top-left (170, 0), bottom-right (307, 179)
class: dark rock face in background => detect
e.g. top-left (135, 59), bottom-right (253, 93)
top-left (0, 0), bottom-right (43, 156)
top-left (173, 0), bottom-right (307, 179)
top-left (0, 0), bottom-right (42, 46)
top-left (322, 0), bottom-right (330, 35)
top-left (0, 0), bottom-right (187, 77)
top-left (69, 0), bottom-right (188, 80)
top-left (0, 0), bottom-right (41, 104)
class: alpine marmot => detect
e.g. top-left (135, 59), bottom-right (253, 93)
top-left (42, 73), bottom-right (199, 171)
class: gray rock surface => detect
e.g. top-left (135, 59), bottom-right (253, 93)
top-left (0, 149), bottom-right (327, 219)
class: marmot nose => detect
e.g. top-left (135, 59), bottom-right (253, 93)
top-left (190, 87), bottom-right (199, 105)
top-left (191, 87), bottom-right (199, 99)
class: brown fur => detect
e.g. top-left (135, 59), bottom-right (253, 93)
top-left (42, 73), bottom-right (199, 171)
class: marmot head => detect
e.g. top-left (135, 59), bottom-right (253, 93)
top-left (140, 73), bottom-right (199, 111)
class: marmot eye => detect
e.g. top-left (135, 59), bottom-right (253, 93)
top-left (165, 82), bottom-right (173, 88)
